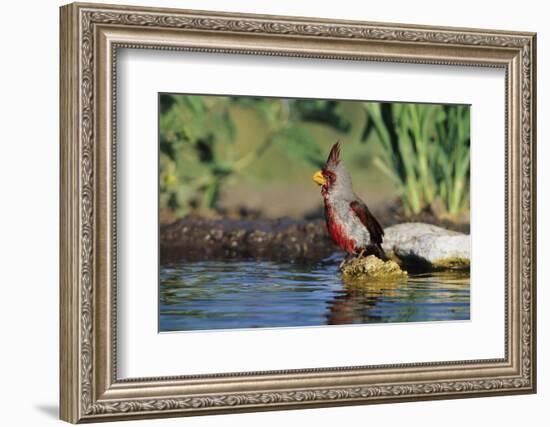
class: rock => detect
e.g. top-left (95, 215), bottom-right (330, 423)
top-left (160, 218), bottom-right (470, 270)
top-left (341, 255), bottom-right (408, 280)
top-left (160, 218), bottom-right (335, 263)
top-left (382, 222), bottom-right (470, 270)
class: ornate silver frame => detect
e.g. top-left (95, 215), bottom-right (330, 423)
top-left (60, 2), bottom-right (537, 423)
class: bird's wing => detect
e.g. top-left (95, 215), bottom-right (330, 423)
top-left (349, 200), bottom-right (384, 245)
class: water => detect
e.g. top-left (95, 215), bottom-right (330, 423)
top-left (159, 259), bottom-right (470, 332)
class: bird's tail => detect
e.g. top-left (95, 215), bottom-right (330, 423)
top-left (374, 244), bottom-right (388, 261)
top-left (361, 244), bottom-right (388, 261)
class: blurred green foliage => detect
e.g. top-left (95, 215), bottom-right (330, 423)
top-left (364, 103), bottom-right (470, 217)
top-left (160, 95), bottom-right (334, 218)
top-left (159, 94), bottom-right (470, 221)
top-left (160, 95), bottom-right (235, 216)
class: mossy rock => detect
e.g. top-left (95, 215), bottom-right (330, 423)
top-left (341, 255), bottom-right (408, 280)
top-left (432, 257), bottom-right (470, 270)
top-left (382, 223), bottom-right (470, 271)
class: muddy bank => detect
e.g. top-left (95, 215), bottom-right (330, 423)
top-left (161, 218), bottom-right (336, 263)
top-left (161, 217), bottom-right (471, 267)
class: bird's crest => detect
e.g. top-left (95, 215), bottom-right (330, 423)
top-left (326, 141), bottom-right (341, 167)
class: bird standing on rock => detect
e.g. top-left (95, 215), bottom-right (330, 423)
top-left (313, 141), bottom-right (387, 264)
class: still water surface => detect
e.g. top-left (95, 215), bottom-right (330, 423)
top-left (159, 259), bottom-right (470, 332)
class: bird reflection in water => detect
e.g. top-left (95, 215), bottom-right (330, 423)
top-left (327, 272), bottom-right (469, 325)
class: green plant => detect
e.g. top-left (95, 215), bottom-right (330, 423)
top-left (160, 95), bottom-right (239, 218)
top-left (234, 97), bottom-right (327, 169)
top-left (364, 103), bottom-right (470, 219)
top-left (159, 95), bottom-right (333, 219)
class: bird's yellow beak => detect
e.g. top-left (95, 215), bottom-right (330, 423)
top-left (313, 170), bottom-right (326, 186)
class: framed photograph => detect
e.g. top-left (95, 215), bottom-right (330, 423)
top-left (60, 2), bottom-right (537, 423)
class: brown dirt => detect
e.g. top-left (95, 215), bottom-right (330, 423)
top-left (160, 217), bottom-right (336, 264)
top-left (160, 202), bottom-right (469, 263)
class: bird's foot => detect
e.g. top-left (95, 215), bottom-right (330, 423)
top-left (339, 254), bottom-right (353, 270)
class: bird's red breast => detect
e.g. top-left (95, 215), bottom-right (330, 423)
top-left (324, 201), bottom-right (357, 254)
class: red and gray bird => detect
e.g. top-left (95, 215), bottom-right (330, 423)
top-left (313, 141), bottom-right (387, 261)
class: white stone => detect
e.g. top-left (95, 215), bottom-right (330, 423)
top-left (382, 222), bottom-right (470, 268)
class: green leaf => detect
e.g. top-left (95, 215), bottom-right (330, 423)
top-left (272, 126), bottom-right (325, 168)
top-left (203, 179), bottom-right (221, 209)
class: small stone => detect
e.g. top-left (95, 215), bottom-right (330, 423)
top-left (382, 223), bottom-right (470, 270)
top-left (341, 255), bottom-right (408, 280)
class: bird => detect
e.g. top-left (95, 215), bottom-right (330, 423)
top-left (312, 141), bottom-right (387, 263)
